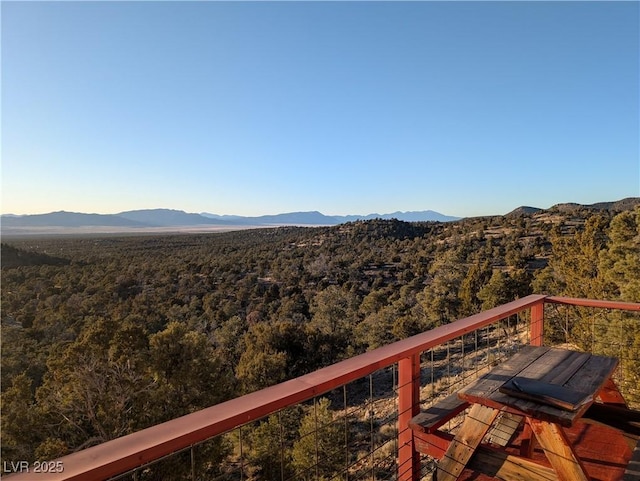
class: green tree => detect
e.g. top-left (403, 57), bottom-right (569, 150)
top-left (477, 269), bottom-right (531, 311)
top-left (418, 251), bottom-right (466, 327)
top-left (213, 315), bottom-right (248, 374)
top-left (310, 285), bottom-right (359, 336)
top-left (542, 215), bottom-right (610, 298)
top-left (236, 321), bottom-right (313, 392)
top-left (291, 398), bottom-right (344, 481)
top-left (246, 415), bottom-right (289, 480)
top-left (35, 317), bottom-right (155, 458)
top-left (596, 208), bottom-right (640, 405)
top-left (236, 348), bottom-right (289, 392)
top-left (599, 208), bottom-right (640, 301)
top-left (355, 306), bottom-right (396, 349)
top-left (459, 260), bottom-right (492, 316)
top-left (243, 407), bottom-right (302, 480)
top-left (149, 321), bottom-right (231, 416)
top-left (1, 373), bottom-right (41, 462)
top-left (533, 215), bottom-right (612, 346)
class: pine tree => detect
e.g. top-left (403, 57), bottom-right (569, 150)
top-left (599, 208), bottom-right (640, 301)
top-left (291, 398), bottom-right (344, 480)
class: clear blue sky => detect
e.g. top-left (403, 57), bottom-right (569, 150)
top-left (2, 1), bottom-right (639, 217)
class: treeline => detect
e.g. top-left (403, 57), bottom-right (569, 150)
top-left (1, 205), bottom-right (638, 477)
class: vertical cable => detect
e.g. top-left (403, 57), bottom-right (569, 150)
top-left (474, 329), bottom-right (479, 379)
top-left (314, 398), bottom-right (320, 481)
top-left (446, 340), bottom-right (451, 393)
top-left (344, 385), bottom-right (349, 481)
top-left (461, 334), bottom-right (465, 386)
top-left (497, 316), bottom-right (502, 362)
top-left (279, 410), bottom-right (285, 481)
top-left (430, 348), bottom-right (434, 399)
top-left (591, 310), bottom-right (595, 356)
top-left (485, 325), bottom-right (490, 370)
top-left (191, 445), bottom-right (196, 481)
top-left (618, 309), bottom-right (623, 364)
top-left (369, 374), bottom-right (375, 481)
top-left (239, 427), bottom-right (244, 481)
top-left (517, 312), bottom-right (522, 348)
top-left (617, 309), bottom-right (625, 399)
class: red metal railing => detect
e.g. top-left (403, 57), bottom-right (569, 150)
top-left (5, 295), bottom-right (639, 481)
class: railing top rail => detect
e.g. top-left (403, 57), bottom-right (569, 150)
top-left (5, 294), bottom-right (548, 481)
top-left (546, 296), bottom-right (640, 311)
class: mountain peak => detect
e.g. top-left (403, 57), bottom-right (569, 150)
top-left (506, 206), bottom-right (543, 217)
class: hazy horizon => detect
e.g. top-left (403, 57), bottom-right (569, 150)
top-left (3, 196), bottom-right (638, 220)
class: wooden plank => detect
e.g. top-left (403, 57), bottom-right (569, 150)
top-left (485, 412), bottom-right (523, 446)
top-left (469, 446), bottom-right (559, 481)
top-left (459, 346), bottom-right (550, 402)
top-left (529, 419), bottom-right (589, 481)
top-left (415, 430), bottom-right (559, 481)
top-left (409, 394), bottom-right (469, 434)
top-left (489, 392), bottom-right (579, 427)
top-left (499, 378), bottom-right (592, 411)
top-left (436, 404), bottom-right (500, 481)
top-left (563, 355), bottom-right (618, 398)
top-left (538, 349), bottom-right (591, 384)
top-left (517, 349), bottom-right (589, 385)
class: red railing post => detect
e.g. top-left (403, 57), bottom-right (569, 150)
top-left (530, 298), bottom-right (545, 346)
top-left (398, 353), bottom-right (421, 481)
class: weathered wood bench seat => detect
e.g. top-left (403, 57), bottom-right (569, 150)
top-left (583, 402), bottom-right (640, 437)
top-left (409, 393), bottom-right (469, 434)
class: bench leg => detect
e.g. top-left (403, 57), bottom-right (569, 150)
top-left (520, 420), bottom-right (534, 458)
top-left (529, 419), bottom-right (589, 481)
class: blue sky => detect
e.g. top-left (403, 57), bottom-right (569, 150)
top-left (2, 1), bottom-right (639, 217)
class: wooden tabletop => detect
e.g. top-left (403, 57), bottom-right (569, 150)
top-left (458, 345), bottom-right (619, 427)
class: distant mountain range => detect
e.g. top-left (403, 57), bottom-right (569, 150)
top-left (1, 208), bottom-right (460, 235)
top-left (200, 210), bottom-right (460, 225)
top-left (2, 198), bottom-right (638, 236)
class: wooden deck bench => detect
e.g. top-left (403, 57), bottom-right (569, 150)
top-left (409, 393), bottom-right (523, 448)
top-left (409, 393), bottom-right (469, 434)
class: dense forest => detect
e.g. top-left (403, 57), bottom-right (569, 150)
top-left (1, 202), bottom-right (639, 478)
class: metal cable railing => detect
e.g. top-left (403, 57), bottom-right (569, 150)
top-left (5, 295), bottom-right (639, 481)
